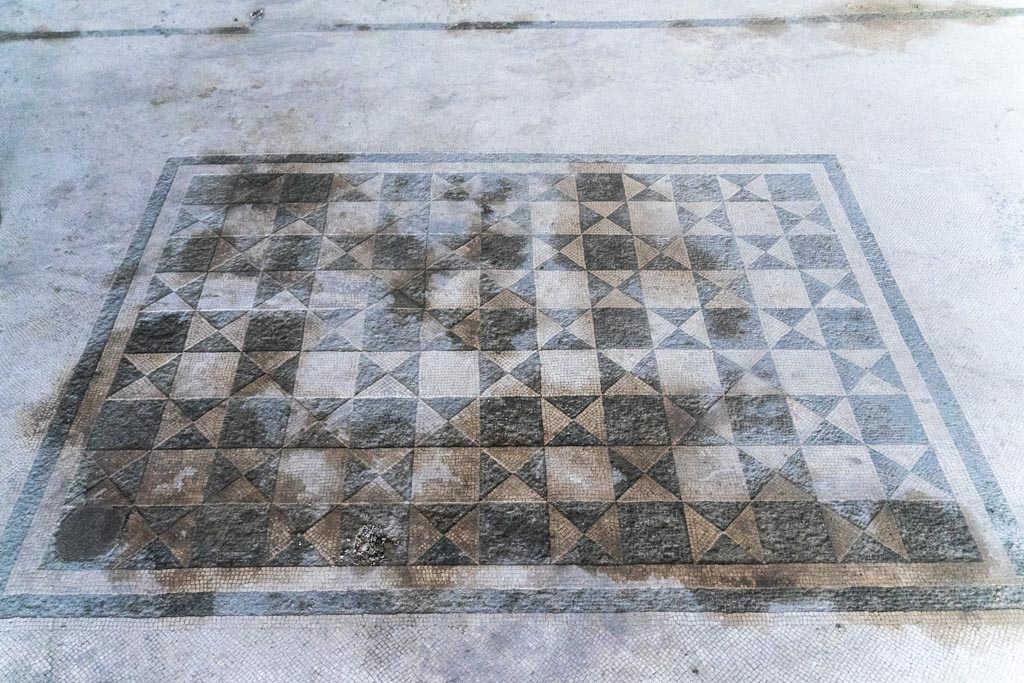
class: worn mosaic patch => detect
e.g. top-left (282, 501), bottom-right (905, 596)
top-left (3, 155), bottom-right (1021, 616)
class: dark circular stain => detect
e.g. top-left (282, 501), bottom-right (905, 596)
top-left (54, 507), bottom-right (125, 561)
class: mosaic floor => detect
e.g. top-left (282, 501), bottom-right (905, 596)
top-left (3, 154), bottom-right (1022, 617)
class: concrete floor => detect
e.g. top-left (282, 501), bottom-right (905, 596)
top-left (2, 0), bottom-right (1024, 679)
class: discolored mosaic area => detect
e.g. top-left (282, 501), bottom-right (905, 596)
top-left (4, 155), bottom-right (1020, 616)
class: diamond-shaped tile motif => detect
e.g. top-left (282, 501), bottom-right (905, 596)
top-left (42, 161), bottom-right (993, 585)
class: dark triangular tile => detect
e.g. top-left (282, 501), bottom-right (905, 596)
top-left (699, 533), bottom-right (756, 564)
top-left (268, 536), bottom-right (329, 567)
top-left (381, 452), bottom-right (413, 501)
top-left (689, 502), bottom-right (747, 530)
top-left (417, 536), bottom-right (474, 565)
top-left (843, 532), bottom-right (902, 563)
top-left (480, 452), bottom-right (511, 497)
top-left (204, 453), bottom-right (243, 500)
top-left (610, 451), bottom-right (643, 499)
top-left (557, 536), bottom-right (613, 565)
top-left (417, 504), bottom-right (474, 533)
top-left (121, 539), bottom-right (181, 569)
top-left (551, 502), bottom-right (610, 532)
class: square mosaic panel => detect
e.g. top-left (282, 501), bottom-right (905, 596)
top-left (3, 155), bottom-right (1023, 616)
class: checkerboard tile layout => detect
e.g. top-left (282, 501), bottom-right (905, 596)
top-left (20, 159), bottom-right (1013, 591)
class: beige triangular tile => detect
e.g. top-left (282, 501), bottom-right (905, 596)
top-left (684, 505), bottom-right (722, 561)
top-left (480, 373), bottom-right (536, 398)
top-left (821, 506), bottom-right (862, 560)
top-left (346, 478), bottom-right (405, 503)
top-left (109, 376), bottom-right (166, 400)
top-left (549, 506), bottom-right (583, 560)
top-left (542, 400), bottom-right (573, 437)
top-left (892, 474), bottom-right (952, 502)
top-left (357, 375), bottom-right (417, 399)
top-left (209, 476), bottom-right (264, 503)
top-left (704, 290), bottom-right (750, 309)
top-left (155, 402), bottom-right (190, 444)
top-left (115, 511), bottom-right (156, 565)
top-left (724, 504), bottom-right (764, 562)
top-left (161, 510), bottom-right (198, 565)
top-left (622, 176), bottom-right (646, 199)
top-left (586, 507), bottom-right (622, 561)
top-left (481, 289), bottom-right (532, 309)
top-left (408, 507), bottom-right (443, 562)
top-left (618, 475), bottom-right (678, 503)
top-left (447, 507), bottom-right (480, 562)
top-left (575, 400), bottom-right (606, 440)
top-left (825, 398), bottom-right (863, 441)
top-left (755, 474), bottom-right (815, 502)
top-left (449, 401), bottom-right (480, 441)
top-left (604, 374), bottom-right (660, 396)
top-left (267, 507), bottom-right (293, 558)
top-left (125, 353), bottom-right (179, 375)
top-left (851, 373), bottom-right (903, 395)
top-left (305, 508), bottom-right (341, 562)
top-left (865, 505), bottom-right (909, 560)
top-left (484, 476), bottom-right (545, 503)
top-left (482, 447), bottom-right (534, 472)
top-left (792, 310), bottom-right (825, 345)
top-left (594, 289), bottom-right (644, 309)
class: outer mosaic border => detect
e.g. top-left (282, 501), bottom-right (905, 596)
top-left (2, 153), bottom-right (1022, 618)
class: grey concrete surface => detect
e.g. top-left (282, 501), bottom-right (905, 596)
top-left (1, 0), bottom-right (1024, 678)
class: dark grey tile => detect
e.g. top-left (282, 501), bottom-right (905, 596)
top-left (363, 308), bottom-right (422, 350)
top-left (219, 398), bottom-right (290, 447)
top-left (850, 396), bottom-right (926, 444)
top-left (788, 235), bottom-right (848, 268)
top-left (87, 400), bottom-right (165, 450)
top-left (125, 311), bottom-right (191, 353)
top-left (575, 173), bottom-right (626, 201)
top-left (671, 174), bottom-right (721, 201)
top-left (372, 235), bottom-right (427, 269)
top-left (348, 398), bottom-right (417, 447)
top-left (583, 235), bottom-right (638, 270)
top-left (816, 308), bottom-right (883, 349)
top-left (479, 309), bottom-right (537, 350)
top-left (684, 236), bottom-right (742, 270)
top-left (479, 503), bottom-right (549, 564)
top-left (477, 173), bottom-right (530, 202)
top-left (618, 502), bottom-right (691, 564)
top-left (280, 174), bottom-right (333, 203)
top-left (890, 502), bottom-right (981, 562)
top-left (183, 175), bottom-right (237, 204)
top-left (726, 396), bottom-right (798, 445)
top-left (480, 397), bottom-right (543, 446)
top-left (263, 236), bottom-right (321, 270)
top-left (593, 308), bottom-right (652, 349)
top-left (380, 173), bottom-right (433, 201)
top-left (765, 173), bottom-right (819, 201)
top-left (604, 396), bottom-right (670, 446)
top-left (157, 237), bottom-right (217, 272)
top-left (243, 311), bottom-right (306, 351)
top-left (53, 506), bottom-right (126, 563)
top-left (753, 502), bottom-right (836, 563)
top-left (480, 235), bottom-right (531, 270)
top-left (190, 504), bottom-right (269, 567)
top-left (703, 308), bottom-right (765, 349)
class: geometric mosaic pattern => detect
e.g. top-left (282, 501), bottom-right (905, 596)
top-left (4, 155), bottom-right (1021, 617)
top-left (49, 168), bottom-right (980, 569)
